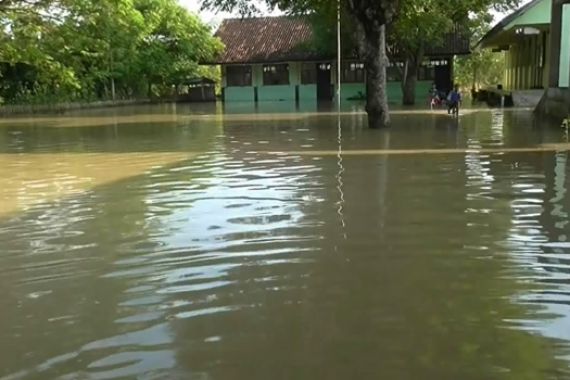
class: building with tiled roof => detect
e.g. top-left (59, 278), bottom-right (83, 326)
top-left (211, 16), bottom-right (470, 103)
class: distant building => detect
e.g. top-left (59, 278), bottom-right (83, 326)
top-left (477, 0), bottom-right (570, 110)
top-left (209, 16), bottom-right (469, 104)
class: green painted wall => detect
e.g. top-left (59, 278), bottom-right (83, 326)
top-left (504, 31), bottom-right (550, 90)
top-left (256, 62), bottom-right (299, 101)
top-left (258, 85), bottom-right (296, 101)
top-left (333, 81), bottom-right (432, 103)
top-left (225, 84), bottom-right (314, 102)
top-left (299, 84), bottom-right (317, 100)
top-left (225, 87), bottom-right (255, 102)
top-left (545, 30), bottom-right (551, 87)
top-left (559, 4), bottom-right (570, 87)
top-left (224, 62), bottom-right (308, 102)
top-left (222, 100), bottom-right (323, 114)
top-left (337, 83), bottom-right (366, 100)
top-left (225, 62), bottom-right (436, 103)
top-left (506, 0), bottom-right (550, 29)
top-left (388, 81), bottom-right (432, 103)
top-left (491, 0), bottom-right (553, 91)
top-left (252, 64), bottom-right (263, 87)
top-left (288, 62), bottom-right (302, 86)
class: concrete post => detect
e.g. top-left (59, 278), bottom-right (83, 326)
top-left (558, 0), bottom-right (570, 88)
top-left (548, 0), bottom-right (568, 87)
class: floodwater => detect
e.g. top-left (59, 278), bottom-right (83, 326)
top-left (1, 103), bottom-right (570, 379)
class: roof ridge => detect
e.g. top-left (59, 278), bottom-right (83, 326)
top-left (221, 15), bottom-right (304, 22)
top-left (211, 13), bottom-right (468, 64)
top-left (476, 0), bottom-right (543, 48)
top-left (497, 0), bottom-right (542, 26)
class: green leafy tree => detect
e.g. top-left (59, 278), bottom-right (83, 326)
top-left (53, 0), bottom-right (146, 100)
top-left (0, 0), bottom-right (222, 104)
top-left (389, 0), bottom-right (519, 105)
top-left (454, 51), bottom-right (505, 92)
top-left (454, 13), bottom-right (506, 92)
top-left (388, 0), bottom-right (452, 105)
top-left (135, 0), bottom-right (223, 97)
top-left (0, 7), bottom-right (81, 102)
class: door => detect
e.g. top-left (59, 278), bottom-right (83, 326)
top-left (317, 63), bottom-right (333, 101)
top-left (434, 60), bottom-right (452, 94)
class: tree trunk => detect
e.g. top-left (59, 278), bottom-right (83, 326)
top-left (346, 0), bottom-right (399, 128)
top-left (359, 24), bottom-right (390, 128)
top-left (109, 45), bottom-right (116, 101)
top-left (111, 77), bottom-right (116, 101)
top-left (402, 61), bottom-right (417, 105)
top-left (401, 45), bottom-right (424, 106)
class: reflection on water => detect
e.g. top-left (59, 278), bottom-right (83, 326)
top-left (1, 105), bottom-right (570, 379)
top-left (0, 153), bottom-right (195, 215)
top-left (335, 115), bottom-right (347, 240)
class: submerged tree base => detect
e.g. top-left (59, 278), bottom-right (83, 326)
top-left (361, 24), bottom-right (391, 129)
top-left (366, 110), bottom-right (391, 129)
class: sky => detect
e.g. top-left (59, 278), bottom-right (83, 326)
top-left (181, 1), bottom-right (232, 25)
top-left (181, 0), bottom-right (533, 27)
top-left (181, 0), bottom-right (281, 26)
top-left (490, 0), bottom-right (532, 23)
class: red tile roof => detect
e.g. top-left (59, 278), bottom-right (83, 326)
top-left (211, 16), bottom-right (470, 64)
top-left (213, 16), bottom-right (327, 64)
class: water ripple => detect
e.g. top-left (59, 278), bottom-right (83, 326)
top-left (3, 110), bottom-right (570, 379)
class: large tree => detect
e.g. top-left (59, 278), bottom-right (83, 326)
top-left (135, 0), bottom-right (223, 97)
top-left (201, 0), bottom-right (399, 129)
top-left (388, 0), bottom-right (452, 105)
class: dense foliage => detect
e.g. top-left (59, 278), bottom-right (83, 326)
top-left (389, 0), bottom-right (518, 104)
top-left (454, 52), bottom-right (505, 92)
top-left (454, 13), bottom-right (506, 92)
top-left (0, 0), bottom-right (223, 104)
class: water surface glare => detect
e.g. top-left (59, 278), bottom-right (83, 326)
top-left (1, 105), bottom-right (570, 379)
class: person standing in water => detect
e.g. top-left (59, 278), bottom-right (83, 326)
top-left (429, 83), bottom-right (440, 110)
top-left (447, 85), bottom-right (461, 116)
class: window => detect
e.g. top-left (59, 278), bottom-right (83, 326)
top-left (418, 66), bottom-right (435, 81)
top-left (387, 62), bottom-right (402, 82)
top-left (342, 62), bottom-right (365, 83)
top-left (263, 64), bottom-right (289, 85)
top-left (427, 59), bottom-right (448, 67)
top-left (301, 63), bottom-right (317, 84)
top-left (226, 65), bottom-right (252, 87)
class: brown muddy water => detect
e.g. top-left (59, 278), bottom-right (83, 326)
top-left (1, 103), bottom-right (570, 379)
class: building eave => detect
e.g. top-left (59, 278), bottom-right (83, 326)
top-left (476, 0), bottom-right (549, 49)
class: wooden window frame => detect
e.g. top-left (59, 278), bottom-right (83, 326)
top-left (263, 64), bottom-right (290, 86)
top-left (341, 62), bottom-right (365, 83)
top-left (301, 63), bottom-right (317, 85)
top-left (226, 65), bottom-right (252, 87)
